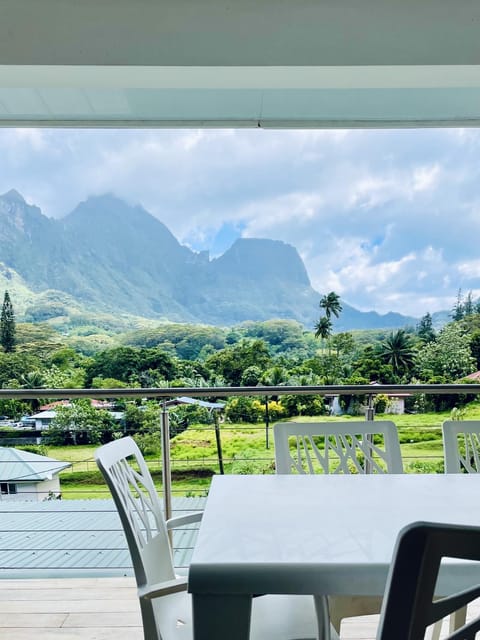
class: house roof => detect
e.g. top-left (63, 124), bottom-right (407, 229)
top-left (0, 448), bottom-right (71, 482)
top-left (31, 411), bottom-right (56, 420)
top-left (462, 371), bottom-right (480, 381)
top-left (0, 497), bottom-right (205, 577)
top-left (164, 396), bottom-right (225, 410)
top-left (40, 400), bottom-right (113, 410)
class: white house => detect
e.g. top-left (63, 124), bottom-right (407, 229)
top-left (30, 411), bottom-right (57, 431)
top-left (0, 448), bottom-right (71, 502)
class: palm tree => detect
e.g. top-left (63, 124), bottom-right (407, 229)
top-left (314, 316), bottom-right (332, 352)
top-left (380, 329), bottom-right (416, 377)
top-left (319, 291), bottom-right (343, 319)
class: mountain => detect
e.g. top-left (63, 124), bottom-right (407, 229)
top-left (0, 190), bottom-right (418, 330)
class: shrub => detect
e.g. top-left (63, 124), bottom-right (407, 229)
top-left (255, 399), bottom-right (287, 421)
top-left (406, 460), bottom-right (444, 474)
top-left (225, 397), bottom-right (263, 423)
top-left (17, 444), bottom-right (49, 457)
top-left (374, 394), bottom-right (388, 414)
top-left (279, 394), bottom-right (325, 417)
top-left (133, 432), bottom-right (162, 456)
top-left (230, 449), bottom-right (275, 474)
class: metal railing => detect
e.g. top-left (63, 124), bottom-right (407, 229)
top-left (1, 383), bottom-right (479, 513)
top-left (1, 383), bottom-right (479, 400)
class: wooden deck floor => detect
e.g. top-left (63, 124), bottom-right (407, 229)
top-left (0, 578), bottom-right (143, 640)
top-left (1, 577), bottom-right (477, 639)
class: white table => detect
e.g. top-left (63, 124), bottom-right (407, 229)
top-left (188, 474), bottom-right (480, 640)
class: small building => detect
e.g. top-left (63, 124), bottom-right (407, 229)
top-left (369, 382), bottom-right (410, 415)
top-left (0, 448), bottom-right (71, 501)
top-left (385, 396), bottom-right (407, 415)
top-left (30, 410), bottom-right (57, 430)
top-left (30, 407), bottom-right (124, 431)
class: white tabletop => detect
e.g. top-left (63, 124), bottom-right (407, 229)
top-left (189, 473), bottom-right (480, 598)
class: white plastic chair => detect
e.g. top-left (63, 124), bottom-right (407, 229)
top-left (274, 420), bottom-right (403, 475)
top-left (438, 419), bottom-right (480, 634)
top-left (443, 420), bottom-right (480, 473)
top-left (95, 436), bottom-right (326, 640)
top-left (274, 420), bottom-right (403, 636)
top-left (377, 521), bottom-right (480, 640)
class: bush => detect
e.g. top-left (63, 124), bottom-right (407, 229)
top-left (374, 394), bottom-right (388, 414)
top-left (17, 444), bottom-right (49, 457)
top-left (230, 449), bottom-right (275, 474)
top-left (406, 460), bottom-right (444, 474)
top-left (279, 394), bottom-right (325, 417)
top-left (225, 397), bottom-right (263, 423)
top-left (133, 432), bottom-right (162, 456)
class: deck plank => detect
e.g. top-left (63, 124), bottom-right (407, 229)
top-left (2, 578), bottom-right (478, 639)
top-left (2, 630), bottom-right (143, 640)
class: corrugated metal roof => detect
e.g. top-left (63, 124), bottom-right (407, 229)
top-left (0, 497), bottom-right (205, 578)
top-left (165, 396), bottom-right (225, 409)
top-left (0, 447), bottom-right (71, 482)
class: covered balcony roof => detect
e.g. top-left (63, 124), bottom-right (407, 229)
top-left (1, 0), bottom-right (480, 128)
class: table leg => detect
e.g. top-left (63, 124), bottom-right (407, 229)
top-left (192, 594), bottom-right (252, 640)
top-left (314, 595), bottom-right (332, 640)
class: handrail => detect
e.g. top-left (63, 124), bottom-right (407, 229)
top-left (1, 383), bottom-right (480, 400)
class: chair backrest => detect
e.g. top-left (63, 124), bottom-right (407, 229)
top-left (377, 521), bottom-right (480, 640)
top-left (274, 420), bottom-right (403, 474)
top-left (443, 420), bottom-right (480, 473)
top-left (95, 436), bottom-right (175, 590)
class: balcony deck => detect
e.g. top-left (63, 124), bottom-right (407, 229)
top-left (0, 576), bottom-right (380, 640)
top-left (2, 577), bottom-right (479, 639)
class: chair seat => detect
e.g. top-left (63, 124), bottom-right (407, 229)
top-left (153, 590), bottom-right (326, 640)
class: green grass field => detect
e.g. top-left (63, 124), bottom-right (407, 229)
top-left (50, 403), bottom-right (480, 499)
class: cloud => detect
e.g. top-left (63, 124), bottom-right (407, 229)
top-left (0, 127), bottom-right (479, 317)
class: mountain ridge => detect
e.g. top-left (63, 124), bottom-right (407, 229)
top-left (0, 190), bottom-right (419, 330)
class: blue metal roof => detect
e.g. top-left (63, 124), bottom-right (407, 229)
top-left (0, 497), bottom-right (205, 578)
top-left (0, 447), bottom-right (71, 482)
top-left (165, 396), bottom-right (225, 409)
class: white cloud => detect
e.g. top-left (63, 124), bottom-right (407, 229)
top-left (0, 127), bottom-right (479, 317)
top-left (412, 164), bottom-right (441, 192)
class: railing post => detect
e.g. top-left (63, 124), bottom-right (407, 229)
top-left (365, 393), bottom-right (375, 474)
top-left (365, 393), bottom-right (375, 421)
top-left (214, 411), bottom-right (224, 474)
top-left (265, 395), bottom-right (270, 449)
top-left (161, 401), bottom-right (172, 522)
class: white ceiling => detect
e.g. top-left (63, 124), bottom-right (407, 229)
top-left (1, 0), bottom-right (480, 127)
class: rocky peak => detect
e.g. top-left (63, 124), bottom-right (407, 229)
top-left (1, 189), bottom-right (26, 204)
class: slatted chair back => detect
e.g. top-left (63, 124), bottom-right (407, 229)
top-left (443, 420), bottom-right (480, 473)
top-left (274, 420), bottom-right (403, 475)
top-left (377, 521), bottom-right (480, 640)
top-left (95, 437), bottom-right (175, 640)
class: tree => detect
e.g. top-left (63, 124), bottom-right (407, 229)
top-left (205, 339), bottom-right (271, 386)
top-left (379, 329), bottom-right (416, 378)
top-left (352, 345), bottom-right (395, 383)
top-left (416, 313), bottom-right (436, 343)
top-left (470, 330), bottom-right (480, 369)
top-left (415, 322), bottom-right (475, 381)
top-left (331, 332), bottom-right (355, 356)
top-left (451, 288), bottom-right (464, 321)
top-left (464, 291), bottom-right (474, 316)
top-left (46, 399), bottom-right (116, 445)
top-left (319, 291), bottom-right (343, 319)
top-left (0, 291), bottom-right (16, 353)
top-left (314, 316), bottom-right (332, 346)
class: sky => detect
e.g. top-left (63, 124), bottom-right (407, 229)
top-left (0, 127), bottom-right (479, 319)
